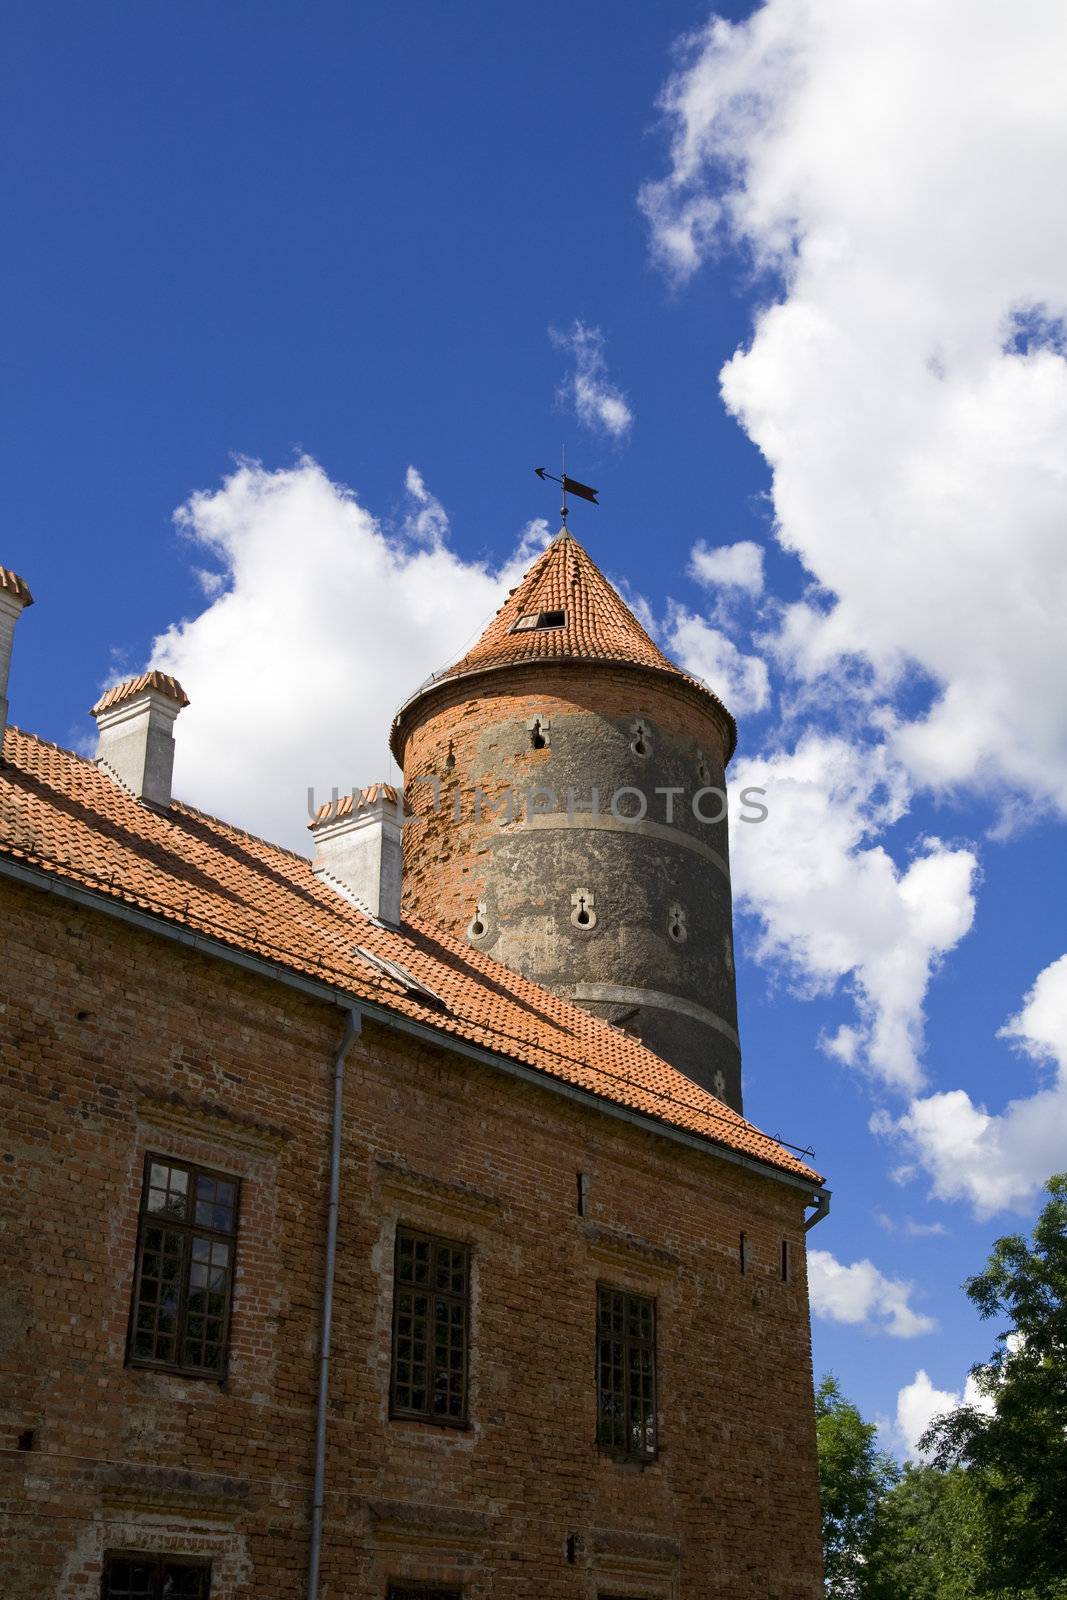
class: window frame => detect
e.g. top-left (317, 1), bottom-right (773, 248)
top-left (510, 608), bottom-right (567, 633)
top-left (596, 1282), bottom-right (658, 1463)
top-left (125, 1153), bottom-right (240, 1382)
top-left (389, 1225), bottom-right (471, 1430)
top-left (385, 1588), bottom-right (463, 1600)
top-left (101, 1550), bottom-right (212, 1599)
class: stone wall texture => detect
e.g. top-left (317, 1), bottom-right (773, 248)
top-left (396, 664), bottom-right (745, 1110)
top-left (0, 876), bottom-right (824, 1598)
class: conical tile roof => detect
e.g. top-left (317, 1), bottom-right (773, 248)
top-left (392, 528), bottom-right (736, 756)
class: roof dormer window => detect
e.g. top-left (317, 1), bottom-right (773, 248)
top-left (511, 609), bottom-right (566, 633)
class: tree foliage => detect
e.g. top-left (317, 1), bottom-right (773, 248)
top-left (866, 1464), bottom-right (985, 1600)
top-left (814, 1175), bottom-right (1067, 1598)
top-left (815, 1373), bottom-right (899, 1598)
top-left (921, 1173), bottom-right (1067, 1598)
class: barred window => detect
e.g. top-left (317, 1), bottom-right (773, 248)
top-left (102, 1552), bottom-right (210, 1598)
top-left (597, 1285), bottom-right (657, 1460)
top-left (390, 1227), bottom-right (470, 1426)
top-left (386, 1589), bottom-right (462, 1600)
top-left (128, 1155), bottom-right (238, 1378)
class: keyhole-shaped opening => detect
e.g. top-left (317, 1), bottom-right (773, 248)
top-left (443, 740), bottom-right (456, 773)
top-left (530, 718), bottom-right (546, 751)
top-left (570, 886), bottom-right (597, 929)
top-left (668, 901), bottom-right (688, 943)
top-left (467, 901), bottom-right (488, 940)
top-left (696, 748), bottom-right (711, 786)
top-left (630, 719), bottom-right (651, 758)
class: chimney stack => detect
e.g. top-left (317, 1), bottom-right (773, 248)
top-left (0, 566), bottom-right (34, 745)
top-left (309, 784), bottom-right (404, 926)
top-left (90, 671), bottom-right (189, 807)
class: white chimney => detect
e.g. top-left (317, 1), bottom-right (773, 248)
top-left (0, 565), bottom-right (34, 744)
top-left (309, 783), bottom-right (404, 926)
top-left (91, 671), bottom-right (189, 807)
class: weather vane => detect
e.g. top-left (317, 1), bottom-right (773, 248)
top-left (534, 447), bottom-right (599, 527)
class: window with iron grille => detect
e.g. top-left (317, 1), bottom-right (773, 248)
top-left (596, 1285), bottom-right (657, 1460)
top-left (390, 1227), bottom-right (470, 1426)
top-left (386, 1588), bottom-right (462, 1600)
top-left (127, 1155), bottom-right (239, 1379)
top-left (102, 1552), bottom-right (211, 1598)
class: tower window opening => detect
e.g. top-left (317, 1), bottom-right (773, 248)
top-left (512, 609), bottom-right (566, 633)
top-left (667, 902), bottom-right (688, 944)
top-left (740, 1231), bottom-right (749, 1275)
top-left (528, 714), bottom-right (550, 750)
top-left (570, 887), bottom-right (597, 929)
top-left (781, 1239), bottom-right (791, 1283)
top-left (630, 719), bottom-right (652, 758)
top-left (443, 740), bottom-right (456, 773)
top-left (467, 902), bottom-right (489, 941)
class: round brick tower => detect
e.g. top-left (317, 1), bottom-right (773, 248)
top-left (390, 526), bottom-right (744, 1110)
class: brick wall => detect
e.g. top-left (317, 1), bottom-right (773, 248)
top-left (0, 876), bottom-right (823, 1598)
top-left (397, 664), bottom-right (733, 939)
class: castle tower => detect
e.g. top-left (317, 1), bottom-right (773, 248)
top-left (391, 526), bottom-right (745, 1110)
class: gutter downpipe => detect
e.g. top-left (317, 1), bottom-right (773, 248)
top-left (307, 1005), bottom-right (362, 1600)
top-left (804, 1188), bottom-right (832, 1230)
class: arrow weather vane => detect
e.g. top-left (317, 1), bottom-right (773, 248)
top-left (534, 447), bottom-right (599, 528)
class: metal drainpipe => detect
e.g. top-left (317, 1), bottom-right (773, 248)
top-left (307, 1006), bottom-right (362, 1600)
top-left (804, 1188), bottom-right (832, 1230)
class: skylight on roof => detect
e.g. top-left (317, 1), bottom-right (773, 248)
top-left (511, 609), bottom-right (566, 633)
top-left (354, 946), bottom-right (449, 1011)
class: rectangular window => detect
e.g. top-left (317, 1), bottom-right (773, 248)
top-left (511, 608), bottom-right (566, 633)
top-left (128, 1155), bottom-right (239, 1379)
top-left (102, 1553), bottom-right (210, 1598)
top-left (390, 1227), bottom-right (470, 1426)
top-left (781, 1239), bottom-right (791, 1282)
top-left (386, 1589), bottom-right (462, 1600)
top-left (596, 1285), bottom-right (657, 1460)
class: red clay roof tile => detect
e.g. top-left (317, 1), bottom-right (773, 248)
top-left (90, 671), bottom-right (190, 717)
top-left (0, 723), bottom-right (820, 1186)
top-left (311, 782), bottom-right (402, 829)
top-left (391, 529), bottom-right (737, 760)
top-left (0, 566), bottom-right (33, 607)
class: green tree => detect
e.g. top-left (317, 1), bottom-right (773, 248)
top-left (816, 1373), bottom-right (899, 1598)
top-left (866, 1463), bottom-right (984, 1600)
top-left (922, 1173), bottom-right (1067, 1598)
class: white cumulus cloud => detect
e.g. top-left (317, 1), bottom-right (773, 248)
top-left (148, 456), bottom-right (535, 851)
top-left (667, 604), bottom-right (771, 715)
top-left (896, 954), bottom-right (1067, 1217)
top-left (892, 1367), bottom-right (993, 1460)
top-left (551, 320), bottom-right (634, 440)
top-left (730, 734), bottom-right (977, 1092)
top-left (808, 1248), bottom-right (936, 1338)
top-left (641, 0), bottom-right (1067, 817)
top-left (690, 539), bottom-right (764, 598)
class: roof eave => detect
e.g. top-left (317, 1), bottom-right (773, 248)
top-left (0, 848), bottom-right (820, 1194)
top-left (390, 655), bottom-right (738, 765)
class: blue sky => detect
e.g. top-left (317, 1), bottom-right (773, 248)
top-left (5, 0), bottom-right (1067, 1453)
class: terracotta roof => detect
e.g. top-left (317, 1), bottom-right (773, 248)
top-left (91, 672), bottom-right (190, 717)
top-left (0, 724), bottom-right (820, 1186)
top-left (0, 566), bottom-right (33, 607)
top-left (391, 529), bottom-right (736, 760)
top-left (311, 782), bottom-right (402, 829)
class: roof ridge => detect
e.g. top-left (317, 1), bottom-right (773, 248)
top-left (170, 798), bottom-right (314, 864)
top-left (4, 728), bottom-right (317, 868)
